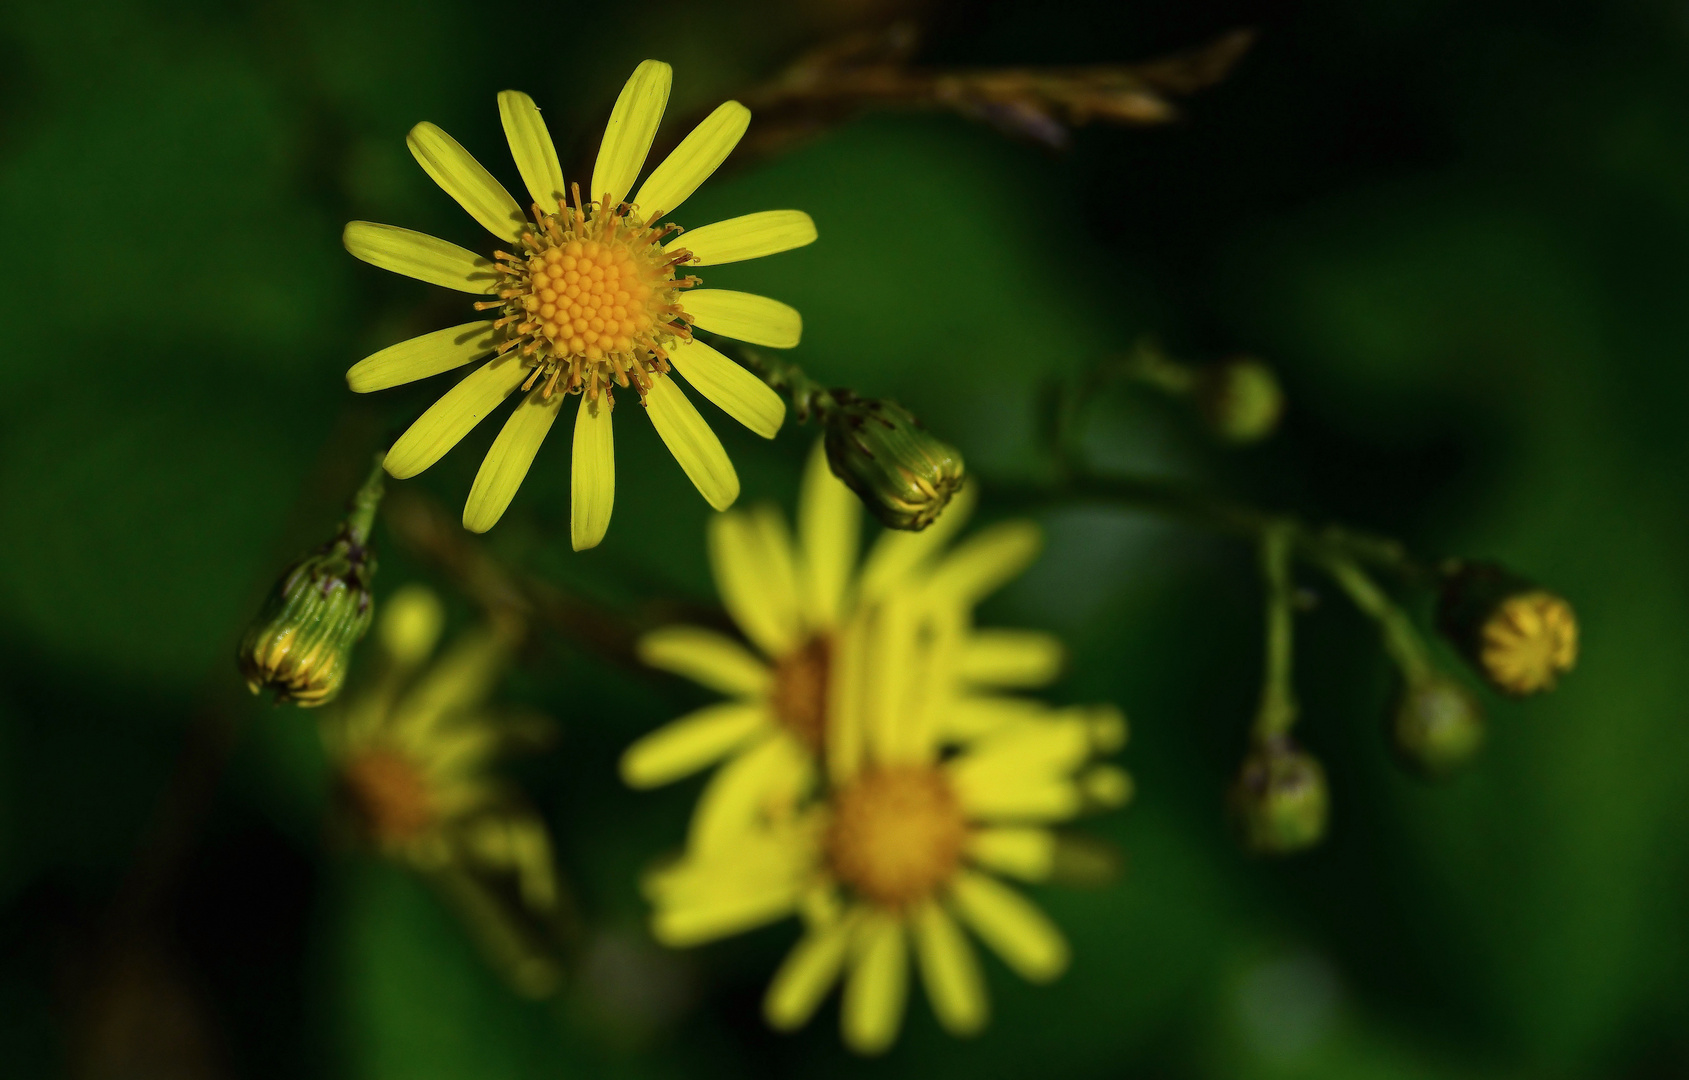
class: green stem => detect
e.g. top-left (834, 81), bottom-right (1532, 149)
top-left (1253, 523), bottom-right (1298, 742)
top-left (1321, 556), bottom-right (1433, 683)
top-left (989, 470), bottom-right (1432, 584)
top-left (731, 345), bottom-right (839, 422)
top-left (345, 453), bottom-right (387, 547)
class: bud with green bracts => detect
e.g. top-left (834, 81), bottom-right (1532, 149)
top-left (1389, 673), bottom-right (1485, 779)
top-left (1229, 736), bottom-right (1328, 856)
top-left (238, 459), bottom-right (384, 707)
top-left (1194, 357), bottom-right (1284, 444)
top-left (822, 393), bottom-right (965, 531)
top-left (1435, 560), bottom-right (1578, 697)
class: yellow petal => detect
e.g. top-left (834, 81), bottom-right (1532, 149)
top-left (393, 629), bottom-right (509, 734)
top-left (708, 507), bottom-right (805, 657)
top-left (684, 290), bottom-right (803, 349)
top-left (633, 100), bottom-right (750, 218)
top-left (842, 913), bottom-right (908, 1055)
top-left (949, 871), bottom-right (1069, 983)
top-left (644, 375), bottom-right (739, 510)
top-left (913, 900), bottom-right (988, 1036)
top-left (667, 337), bottom-right (786, 439)
top-left (570, 392), bottom-right (615, 550)
top-left (620, 701), bottom-right (769, 788)
top-left (406, 122), bottom-right (526, 241)
top-left (943, 694), bottom-right (1052, 742)
top-left (797, 439), bottom-right (860, 629)
top-left (343, 221), bottom-right (498, 293)
top-left (688, 733), bottom-right (814, 855)
top-left (928, 521), bottom-right (1043, 606)
top-left (967, 827), bottom-right (1056, 882)
top-left (497, 90), bottom-right (565, 213)
top-left (636, 625), bottom-right (771, 696)
top-left (958, 630), bottom-right (1066, 688)
top-left (384, 355), bottom-right (527, 479)
top-left (347, 321), bottom-right (499, 393)
top-left (826, 605), bottom-right (869, 786)
top-left (591, 59), bottom-right (671, 205)
top-left (948, 765), bottom-right (1081, 822)
top-left (673, 210), bottom-right (818, 267)
top-left (858, 483), bottom-right (978, 600)
top-left (652, 880), bottom-right (805, 948)
top-left (960, 714), bottom-right (1098, 780)
top-left (463, 386), bottom-right (563, 532)
top-left (765, 916), bottom-right (853, 1031)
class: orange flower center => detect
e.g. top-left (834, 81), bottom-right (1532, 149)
top-left (827, 766), bottom-right (968, 908)
top-left (481, 183), bottom-right (700, 405)
top-left (770, 635), bottom-right (831, 750)
top-left (342, 748), bottom-right (435, 844)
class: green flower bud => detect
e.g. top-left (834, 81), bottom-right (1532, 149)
top-left (1390, 674), bottom-right (1485, 779)
top-left (238, 458), bottom-right (385, 707)
top-left (1195, 357), bottom-right (1284, 444)
top-left (1436, 561), bottom-right (1577, 697)
top-left (823, 394), bottom-right (965, 531)
top-left (1229, 737), bottom-right (1328, 856)
top-left (238, 534), bottom-right (376, 707)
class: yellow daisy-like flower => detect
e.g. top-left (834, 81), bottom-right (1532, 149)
top-left (321, 585), bottom-right (564, 993)
top-left (344, 61), bottom-right (817, 548)
top-left (644, 593), bottom-right (1130, 1054)
top-left (620, 444), bottom-right (1067, 852)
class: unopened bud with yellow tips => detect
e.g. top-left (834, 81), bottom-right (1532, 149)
top-left (1436, 561), bottom-right (1578, 697)
top-left (1229, 737), bottom-right (1328, 856)
top-left (823, 393), bottom-right (965, 531)
top-left (1390, 674), bottom-right (1485, 779)
top-left (1194, 356), bottom-right (1284, 444)
top-left (238, 458), bottom-right (385, 707)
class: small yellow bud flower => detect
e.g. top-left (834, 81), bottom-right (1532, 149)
top-left (1390, 674), bottom-right (1485, 779)
top-left (1194, 356), bottom-right (1284, 444)
top-left (1437, 562), bottom-right (1578, 696)
top-left (823, 394), bottom-right (965, 531)
top-left (1230, 738), bottom-right (1328, 856)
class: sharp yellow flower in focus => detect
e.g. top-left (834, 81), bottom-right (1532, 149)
top-left (643, 594), bottom-right (1131, 1054)
top-left (343, 61), bottom-right (817, 548)
top-left (620, 444), bottom-right (1068, 849)
top-left (321, 585), bottom-right (566, 996)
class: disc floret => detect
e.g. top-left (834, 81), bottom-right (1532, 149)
top-left (479, 182), bottom-right (701, 406)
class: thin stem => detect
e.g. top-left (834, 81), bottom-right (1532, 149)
top-left (730, 345), bottom-right (838, 422)
top-left (1253, 523), bottom-right (1298, 742)
top-left (345, 452), bottom-right (387, 546)
top-left (1321, 556), bottom-right (1433, 683)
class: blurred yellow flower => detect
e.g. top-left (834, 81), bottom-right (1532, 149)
top-left (321, 585), bottom-right (565, 995)
top-left (344, 61), bottom-right (816, 547)
top-left (644, 592), bottom-right (1130, 1054)
top-left (620, 445), bottom-right (1066, 845)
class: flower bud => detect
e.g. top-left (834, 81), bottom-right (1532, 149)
top-left (1229, 738), bottom-right (1328, 856)
top-left (1194, 357), bottom-right (1284, 444)
top-left (1390, 674), bottom-right (1485, 779)
top-left (238, 531), bottom-right (376, 707)
top-left (1436, 561), bottom-right (1577, 696)
top-left (823, 394), bottom-right (965, 531)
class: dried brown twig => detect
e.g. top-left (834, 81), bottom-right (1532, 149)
top-left (723, 22), bottom-right (1256, 156)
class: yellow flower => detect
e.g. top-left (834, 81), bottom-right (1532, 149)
top-left (1478, 590), bottom-right (1578, 696)
top-left (620, 444), bottom-right (1066, 848)
top-left (644, 593), bottom-right (1130, 1054)
top-left (344, 61), bottom-right (817, 547)
top-left (321, 585), bottom-right (564, 992)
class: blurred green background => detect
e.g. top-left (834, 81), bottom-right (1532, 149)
top-left (3, 0), bottom-right (1688, 1076)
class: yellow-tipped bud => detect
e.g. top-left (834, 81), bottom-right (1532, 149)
top-left (1229, 738), bottom-right (1328, 856)
top-left (1436, 562), bottom-right (1578, 696)
top-left (1195, 357), bottom-right (1284, 444)
top-left (823, 394), bottom-right (965, 531)
top-left (237, 537), bottom-right (375, 707)
top-left (238, 457), bottom-right (385, 707)
top-left (1390, 674), bottom-right (1485, 779)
